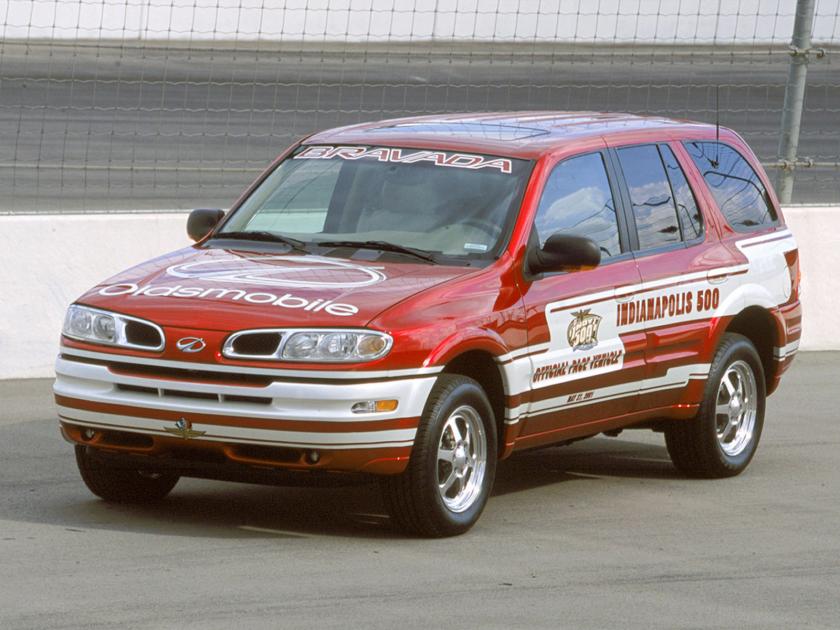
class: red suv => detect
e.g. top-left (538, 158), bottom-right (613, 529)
top-left (55, 112), bottom-right (801, 536)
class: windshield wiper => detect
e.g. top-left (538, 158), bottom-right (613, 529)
top-left (316, 239), bottom-right (438, 264)
top-left (211, 230), bottom-right (308, 253)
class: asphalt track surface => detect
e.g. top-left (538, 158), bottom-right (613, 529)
top-left (0, 352), bottom-right (838, 629)
top-left (0, 41), bottom-right (838, 211)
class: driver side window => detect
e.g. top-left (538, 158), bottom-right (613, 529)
top-left (534, 152), bottom-right (622, 258)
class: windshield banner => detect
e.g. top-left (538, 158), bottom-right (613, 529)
top-left (295, 145), bottom-right (513, 174)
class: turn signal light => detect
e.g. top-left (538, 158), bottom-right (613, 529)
top-left (351, 399), bottom-right (398, 414)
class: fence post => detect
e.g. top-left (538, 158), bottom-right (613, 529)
top-left (777, 0), bottom-right (817, 204)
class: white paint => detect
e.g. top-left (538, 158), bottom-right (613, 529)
top-left (0, 206), bottom-right (836, 380)
top-left (2, 0), bottom-right (838, 43)
top-left (511, 363), bottom-right (711, 423)
top-left (55, 345), bottom-right (428, 450)
top-left (54, 352), bottom-right (436, 420)
top-left (56, 405), bottom-right (417, 449)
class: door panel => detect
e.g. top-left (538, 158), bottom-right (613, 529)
top-left (611, 141), bottom-right (738, 411)
top-left (517, 149), bottom-right (644, 444)
top-left (632, 246), bottom-right (733, 409)
top-left (520, 261), bottom-right (646, 443)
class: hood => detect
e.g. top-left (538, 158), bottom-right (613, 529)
top-left (78, 246), bottom-right (476, 331)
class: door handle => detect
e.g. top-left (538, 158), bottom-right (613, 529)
top-left (614, 288), bottom-right (635, 303)
top-left (706, 270), bottom-right (729, 285)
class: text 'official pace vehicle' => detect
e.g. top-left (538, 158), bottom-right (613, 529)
top-left (56, 113), bottom-right (801, 536)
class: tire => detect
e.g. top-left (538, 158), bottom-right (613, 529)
top-left (665, 333), bottom-right (766, 478)
top-left (75, 445), bottom-right (179, 503)
top-left (381, 374), bottom-right (498, 537)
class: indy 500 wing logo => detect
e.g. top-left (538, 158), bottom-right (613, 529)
top-left (165, 255), bottom-right (386, 289)
top-left (567, 309), bottom-right (602, 351)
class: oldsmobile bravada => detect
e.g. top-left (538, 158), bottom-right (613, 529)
top-left (56, 113), bottom-right (801, 536)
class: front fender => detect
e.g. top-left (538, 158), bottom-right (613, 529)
top-left (423, 327), bottom-right (510, 368)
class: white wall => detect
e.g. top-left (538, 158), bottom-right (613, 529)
top-left (0, 213), bottom-right (190, 380)
top-left (783, 206), bottom-right (840, 351)
top-left (0, 206), bottom-right (836, 380)
top-left (2, 0), bottom-right (839, 43)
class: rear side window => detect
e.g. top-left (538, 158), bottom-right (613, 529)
top-left (616, 145), bottom-right (681, 250)
top-left (659, 144), bottom-right (703, 240)
top-left (684, 141), bottom-right (777, 232)
top-left (533, 152), bottom-right (622, 258)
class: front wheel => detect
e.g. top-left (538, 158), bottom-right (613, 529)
top-left (75, 445), bottom-right (180, 503)
top-left (382, 374), bottom-right (497, 537)
top-left (665, 333), bottom-right (766, 478)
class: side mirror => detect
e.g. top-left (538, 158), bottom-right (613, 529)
top-left (527, 233), bottom-right (601, 275)
top-left (187, 208), bottom-right (225, 242)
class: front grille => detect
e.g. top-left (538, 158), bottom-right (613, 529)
top-left (124, 320), bottom-right (164, 349)
top-left (110, 362), bottom-right (273, 386)
top-left (229, 443), bottom-right (302, 464)
top-left (223, 330), bottom-right (284, 359)
top-left (117, 383), bottom-right (157, 395)
top-left (161, 388), bottom-right (218, 402)
top-left (62, 353), bottom-right (369, 386)
top-left (225, 394), bottom-right (273, 406)
top-left (114, 383), bottom-right (273, 406)
top-left (167, 445), bottom-right (228, 465)
top-left (229, 332), bottom-right (283, 357)
top-left (62, 354), bottom-right (275, 386)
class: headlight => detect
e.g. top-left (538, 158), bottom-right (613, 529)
top-left (222, 328), bottom-right (392, 363)
top-left (62, 305), bottom-right (164, 351)
top-left (281, 330), bottom-right (392, 362)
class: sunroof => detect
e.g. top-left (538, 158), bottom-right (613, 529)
top-left (366, 121), bottom-right (549, 141)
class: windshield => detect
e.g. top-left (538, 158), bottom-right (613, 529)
top-left (217, 145), bottom-right (532, 262)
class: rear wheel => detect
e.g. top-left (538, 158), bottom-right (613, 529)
top-left (75, 445), bottom-right (179, 502)
top-left (665, 333), bottom-right (766, 478)
top-left (382, 374), bottom-right (497, 537)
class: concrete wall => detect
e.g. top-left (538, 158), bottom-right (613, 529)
top-left (0, 206), bottom-right (837, 380)
top-left (0, 213), bottom-right (190, 380)
top-left (3, 0), bottom-right (839, 43)
top-left (783, 206), bottom-right (840, 351)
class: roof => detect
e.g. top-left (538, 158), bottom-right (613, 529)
top-left (303, 111), bottom-right (718, 159)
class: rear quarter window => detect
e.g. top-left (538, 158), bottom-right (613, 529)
top-left (683, 141), bottom-right (778, 232)
top-left (659, 144), bottom-right (703, 241)
top-left (615, 144), bottom-right (682, 250)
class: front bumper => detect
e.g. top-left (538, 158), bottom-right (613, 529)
top-left (55, 350), bottom-right (438, 475)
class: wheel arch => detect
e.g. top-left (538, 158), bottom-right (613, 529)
top-left (439, 349), bottom-right (508, 459)
top-left (721, 305), bottom-right (780, 394)
top-left (424, 329), bottom-right (511, 457)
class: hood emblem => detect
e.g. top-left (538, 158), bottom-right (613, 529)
top-left (176, 336), bottom-right (206, 353)
top-left (165, 418), bottom-right (206, 440)
top-left (166, 255), bottom-right (386, 289)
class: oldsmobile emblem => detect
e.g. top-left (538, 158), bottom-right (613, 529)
top-left (176, 336), bottom-right (206, 353)
top-left (166, 255), bottom-right (386, 289)
top-left (165, 417), bottom-right (206, 440)
top-left (567, 309), bottom-right (602, 351)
